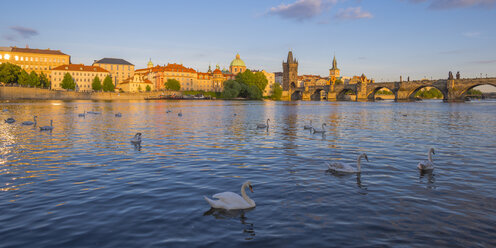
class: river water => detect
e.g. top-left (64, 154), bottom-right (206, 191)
top-left (1, 100), bottom-right (495, 247)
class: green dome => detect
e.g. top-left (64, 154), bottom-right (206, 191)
top-left (230, 54), bottom-right (246, 67)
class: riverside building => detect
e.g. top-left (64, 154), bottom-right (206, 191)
top-left (92, 58), bottom-right (134, 86)
top-left (50, 64), bottom-right (110, 92)
top-left (0, 45), bottom-right (70, 77)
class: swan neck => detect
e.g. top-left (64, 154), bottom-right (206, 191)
top-left (357, 155), bottom-right (362, 172)
top-left (241, 182), bottom-right (251, 203)
top-left (428, 150), bottom-right (433, 162)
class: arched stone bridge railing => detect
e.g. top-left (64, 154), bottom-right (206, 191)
top-left (289, 78), bottom-right (496, 102)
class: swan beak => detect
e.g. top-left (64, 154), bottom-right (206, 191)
top-left (249, 185), bottom-right (253, 193)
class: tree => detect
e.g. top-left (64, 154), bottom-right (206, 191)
top-left (235, 69), bottom-right (268, 93)
top-left (222, 80), bottom-right (242, 98)
top-left (0, 62), bottom-right (21, 84)
top-left (271, 83), bottom-right (283, 100)
top-left (39, 72), bottom-right (49, 88)
top-left (164, 79), bottom-right (181, 91)
top-left (92, 76), bottom-right (102, 91)
top-left (146, 85), bottom-right (151, 92)
top-left (102, 75), bottom-right (115, 92)
top-left (28, 71), bottom-right (40, 87)
top-left (61, 73), bottom-right (75, 90)
top-left (334, 78), bottom-right (343, 85)
top-left (18, 70), bottom-right (30, 86)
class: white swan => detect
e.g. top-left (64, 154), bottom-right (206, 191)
top-left (312, 123), bottom-right (327, 134)
top-left (115, 112), bottom-right (122, 117)
top-left (78, 111), bottom-right (86, 117)
top-left (204, 181), bottom-right (256, 210)
top-left (4, 117), bottom-right (15, 124)
top-left (257, 118), bottom-right (270, 129)
top-left (22, 116), bottom-right (37, 126)
top-left (303, 120), bottom-right (313, 130)
top-left (131, 133), bottom-right (142, 144)
top-left (39, 120), bottom-right (54, 131)
top-left (328, 153), bottom-right (369, 173)
top-left (418, 148), bottom-right (435, 171)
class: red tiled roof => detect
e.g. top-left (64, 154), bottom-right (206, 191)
top-left (163, 63), bottom-right (196, 73)
top-left (51, 64), bottom-right (109, 73)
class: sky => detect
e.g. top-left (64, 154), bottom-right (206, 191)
top-left (1, 0), bottom-right (495, 86)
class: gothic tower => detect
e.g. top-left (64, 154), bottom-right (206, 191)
top-left (282, 51), bottom-right (298, 91)
top-left (329, 55), bottom-right (340, 79)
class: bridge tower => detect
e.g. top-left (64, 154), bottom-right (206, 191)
top-left (329, 55), bottom-right (340, 82)
top-left (283, 51), bottom-right (298, 91)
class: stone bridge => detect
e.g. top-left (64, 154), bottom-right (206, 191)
top-left (287, 78), bottom-right (496, 102)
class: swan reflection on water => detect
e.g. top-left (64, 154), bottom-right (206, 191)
top-left (419, 170), bottom-right (436, 190)
top-left (326, 170), bottom-right (368, 192)
top-left (203, 208), bottom-right (256, 240)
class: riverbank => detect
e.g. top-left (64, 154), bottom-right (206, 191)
top-left (0, 86), bottom-right (178, 100)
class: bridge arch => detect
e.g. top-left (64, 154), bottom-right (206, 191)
top-left (291, 90), bottom-right (303, 101)
top-left (408, 85), bottom-right (447, 101)
top-left (310, 88), bottom-right (326, 101)
top-left (457, 82), bottom-right (496, 100)
top-left (337, 88), bottom-right (357, 101)
top-left (368, 86), bottom-right (396, 101)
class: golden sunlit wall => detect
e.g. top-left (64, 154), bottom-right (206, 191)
top-left (0, 46), bottom-right (71, 77)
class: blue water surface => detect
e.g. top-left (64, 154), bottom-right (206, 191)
top-left (1, 100), bottom-right (495, 247)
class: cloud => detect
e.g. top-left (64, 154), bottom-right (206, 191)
top-left (10, 26), bottom-right (39, 38)
top-left (2, 34), bottom-right (18, 42)
top-left (462, 31), bottom-right (481, 37)
top-left (472, 60), bottom-right (496, 64)
top-left (406, 0), bottom-right (496, 9)
top-left (334, 7), bottom-right (373, 20)
top-left (268, 0), bottom-right (337, 21)
top-left (2, 26), bottom-right (39, 41)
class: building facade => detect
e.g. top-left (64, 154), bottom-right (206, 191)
top-left (229, 54), bottom-right (246, 75)
top-left (118, 73), bottom-right (154, 93)
top-left (92, 58), bottom-right (134, 86)
top-left (282, 51), bottom-right (298, 91)
top-left (0, 46), bottom-right (70, 77)
top-left (50, 64), bottom-right (110, 92)
top-left (135, 61), bottom-right (234, 92)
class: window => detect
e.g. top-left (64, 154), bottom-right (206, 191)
top-left (14, 56), bottom-right (19, 61)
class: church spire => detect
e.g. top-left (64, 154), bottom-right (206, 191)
top-left (332, 55), bottom-right (338, 70)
